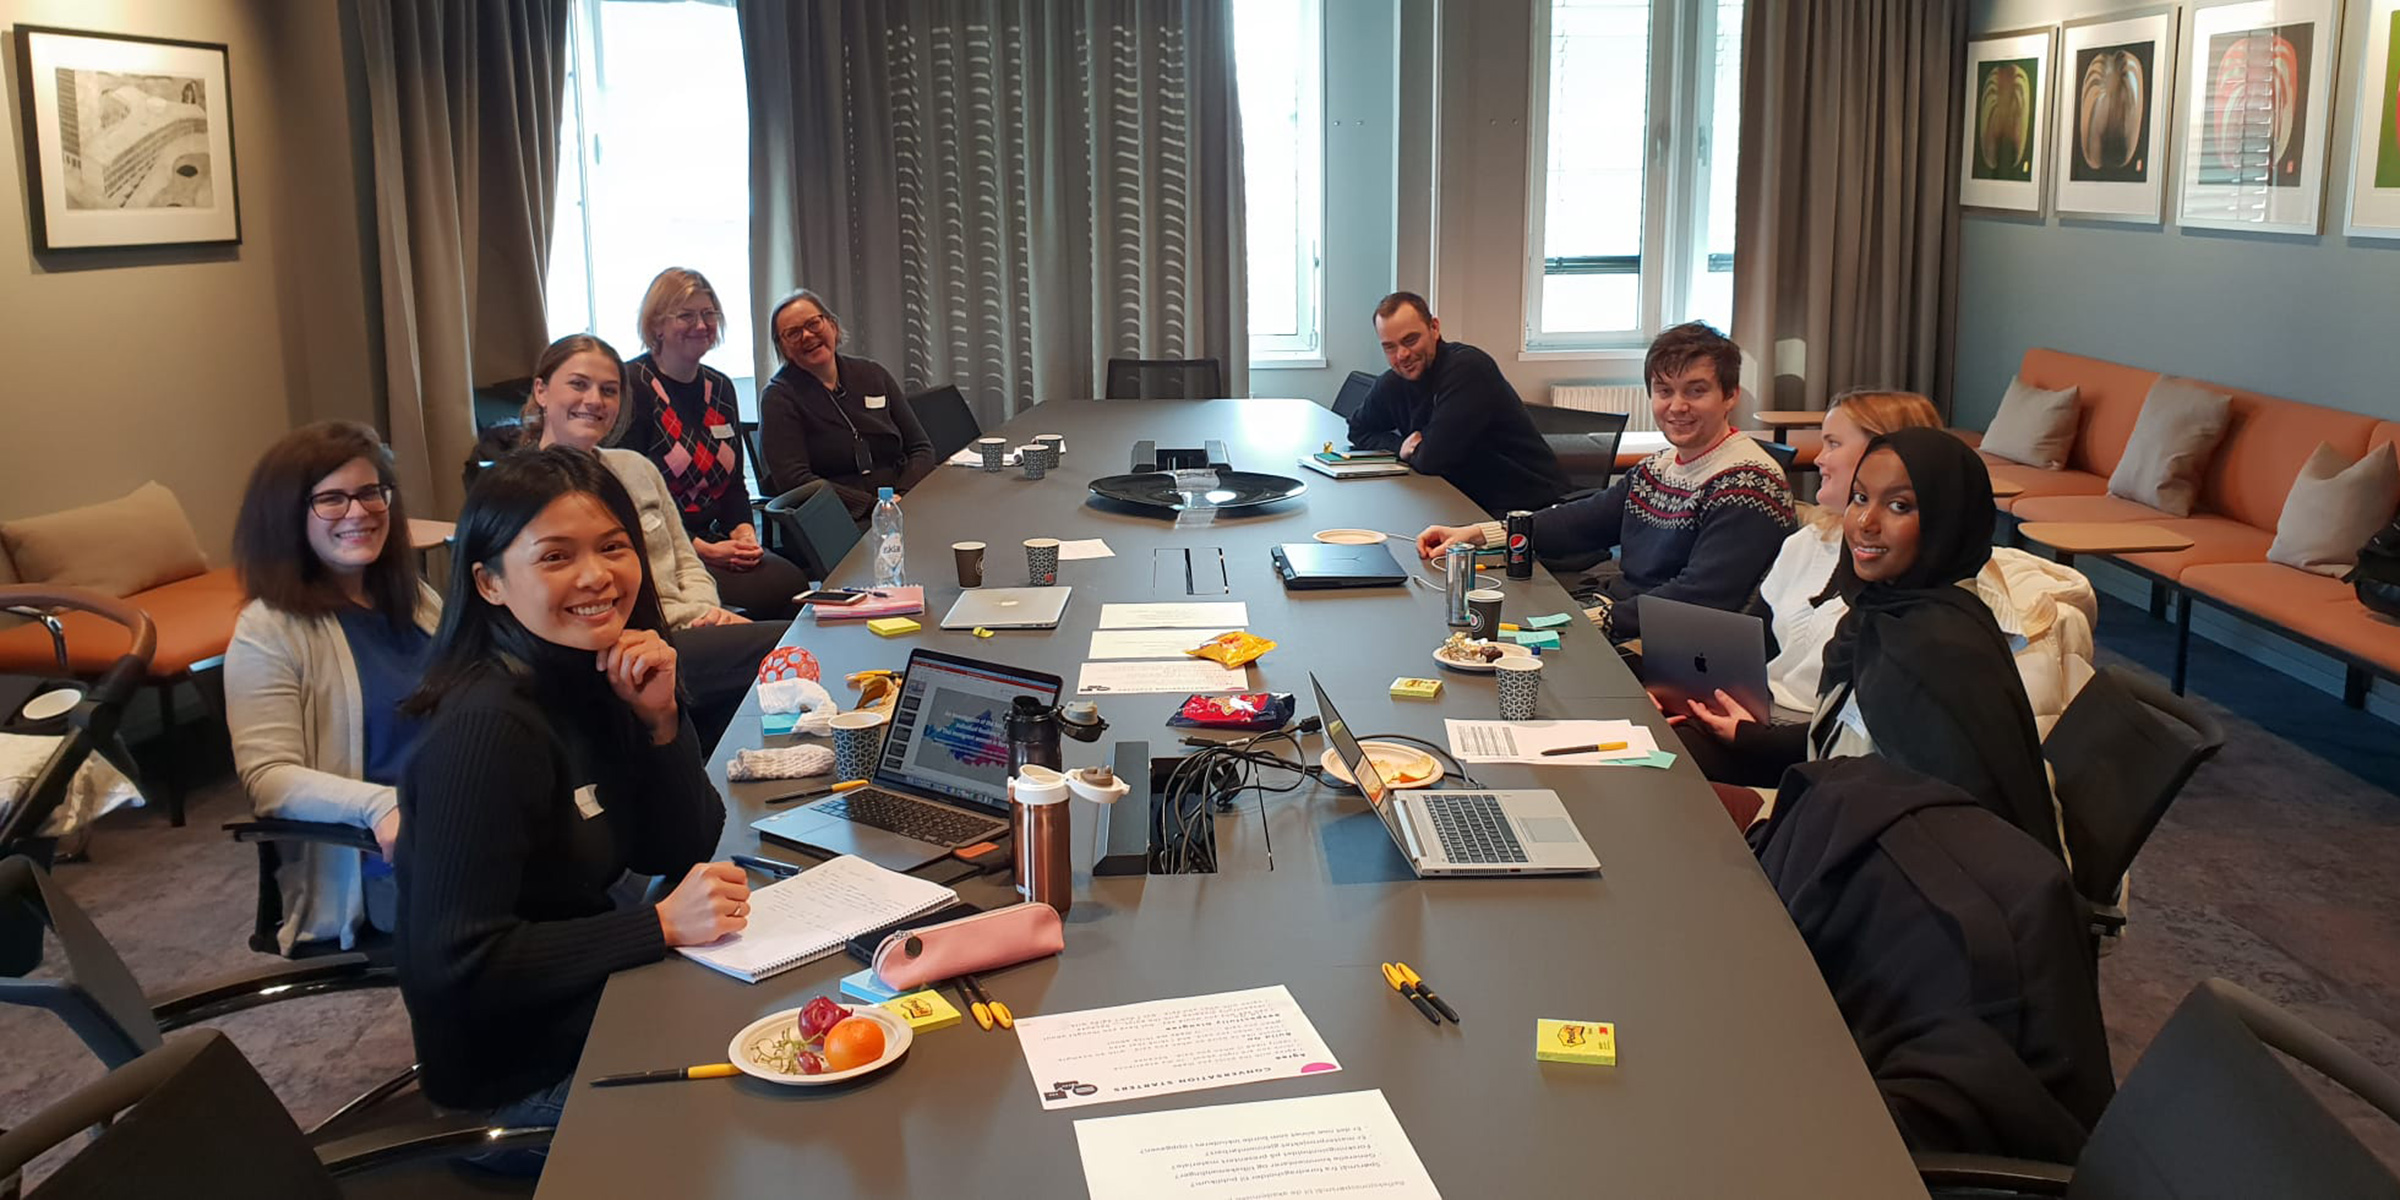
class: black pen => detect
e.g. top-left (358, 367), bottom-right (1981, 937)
top-left (731, 853), bottom-right (801, 878)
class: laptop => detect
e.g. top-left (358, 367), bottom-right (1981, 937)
top-left (1299, 455), bottom-right (1408, 480)
top-left (1271, 542), bottom-right (1408, 590)
top-left (1310, 674), bottom-right (1600, 876)
top-left (752, 650), bottom-right (1061, 872)
top-left (939, 586), bottom-right (1074, 630)
top-left (1639, 597), bottom-right (1772, 722)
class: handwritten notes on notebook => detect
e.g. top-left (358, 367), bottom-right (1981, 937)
top-left (673, 855), bottom-right (956, 984)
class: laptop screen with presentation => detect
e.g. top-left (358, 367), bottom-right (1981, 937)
top-left (873, 650), bottom-right (1063, 814)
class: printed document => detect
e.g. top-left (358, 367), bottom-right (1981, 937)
top-left (1014, 984), bottom-right (1341, 1111)
top-left (1443, 719), bottom-right (1658, 764)
top-left (1073, 1090), bottom-right (1441, 1199)
top-left (1097, 602), bottom-right (1250, 629)
top-left (1058, 538), bottom-right (1115, 560)
top-left (1085, 629), bottom-right (1236, 659)
top-left (1076, 659), bottom-right (1249, 696)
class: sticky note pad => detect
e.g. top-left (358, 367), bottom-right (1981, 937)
top-left (1536, 1019), bottom-right (1616, 1066)
top-left (762, 712), bottom-right (799, 736)
top-left (1526, 613), bottom-right (1572, 629)
top-left (883, 989), bottom-right (963, 1032)
top-left (1505, 630), bottom-right (1562, 650)
top-left (1389, 676), bottom-right (1443, 699)
top-left (1498, 622), bottom-right (1521, 632)
top-left (867, 617), bottom-right (921, 637)
top-left (840, 967), bottom-right (902, 1003)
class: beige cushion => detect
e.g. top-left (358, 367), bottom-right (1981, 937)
top-left (1980, 377), bottom-right (2081, 470)
top-left (0, 482), bottom-right (208, 598)
top-left (2107, 377), bottom-right (2232, 517)
top-left (2266, 442), bottom-right (2400, 577)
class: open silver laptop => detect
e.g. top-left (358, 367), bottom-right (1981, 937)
top-left (939, 586), bottom-right (1074, 629)
top-left (1310, 675), bottom-right (1599, 876)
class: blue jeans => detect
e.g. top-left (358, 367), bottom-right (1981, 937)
top-left (464, 1074), bottom-right (569, 1177)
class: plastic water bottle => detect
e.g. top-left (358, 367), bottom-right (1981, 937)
top-left (870, 487), bottom-right (907, 588)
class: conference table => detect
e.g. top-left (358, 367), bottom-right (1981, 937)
top-left (535, 399), bottom-right (1924, 1198)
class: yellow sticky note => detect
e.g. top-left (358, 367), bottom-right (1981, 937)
top-left (866, 617), bottom-right (921, 637)
top-left (1536, 1019), bottom-right (1616, 1066)
top-left (972, 626), bottom-right (995, 639)
top-left (883, 990), bottom-right (962, 1032)
top-left (1389, 677), bottom-right (1443, 699)
top-left (1498, 622), bottom-right (1521, 632)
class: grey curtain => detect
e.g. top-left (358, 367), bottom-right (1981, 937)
top-left (1732, 0), bottom-right (1965, 417)
top-left (740, 0), bottom-right (1247, 425)
top-left (356, 0), bottom-right (570, 514)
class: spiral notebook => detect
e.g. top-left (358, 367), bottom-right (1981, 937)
top-left (674, 855), bottom-right (959, 984)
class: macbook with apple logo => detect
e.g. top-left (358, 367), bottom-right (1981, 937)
top-left (1640, 597), bottom-right (1771, 724)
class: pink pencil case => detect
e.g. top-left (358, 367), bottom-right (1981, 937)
top-left (872, 901), bottom-right (1064, 991)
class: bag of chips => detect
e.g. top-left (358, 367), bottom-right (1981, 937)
top-left (1165, 692), bottom-right (1296, 732)
top-left (1185, 631), bottom-right (1277, 669)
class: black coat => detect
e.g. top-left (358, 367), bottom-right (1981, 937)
top-left (1750, 756), bottom-right (2114, 1162)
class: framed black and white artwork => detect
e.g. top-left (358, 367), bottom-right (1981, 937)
top-left (12, 25), bottom-right (241, 250)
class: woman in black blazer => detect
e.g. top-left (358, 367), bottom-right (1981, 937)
top-left (757, 290), bottom-right (936, 524)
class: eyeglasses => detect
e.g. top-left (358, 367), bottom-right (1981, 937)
top-left (779, 313), bottom-right (832, 342)
top-left (309, 484), bottom-right (394, 520)
top-left (669, 308), bottom-right (723, 329)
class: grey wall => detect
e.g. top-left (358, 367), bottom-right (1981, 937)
top-left (1959, 0), bottom-right (2400, 430)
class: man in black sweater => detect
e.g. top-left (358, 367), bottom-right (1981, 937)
top-left (1345, 292), bottom-right (1568, 518)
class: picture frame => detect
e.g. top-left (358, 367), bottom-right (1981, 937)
top-left (2345, 0), bottom-right (2400, 237)
top-left (2055, 6), bottom-right (2180, 223)
top-left (11, 24), bottom-right (241, 251)
top-left (2176, 0), bottom-right (2342, 235)
top-left (1963, 27), bottom-right (2057, 214)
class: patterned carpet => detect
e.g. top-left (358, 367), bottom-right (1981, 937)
top-left (3, 611), bottom-right (2395, 1183)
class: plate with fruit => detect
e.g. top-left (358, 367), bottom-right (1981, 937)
top-left (730, 994), bottom-right (912, 1086)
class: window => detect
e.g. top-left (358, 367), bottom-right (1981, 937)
top-left (1525, 0), bottom-right (1742, 349)
top-left (545, 0), bottom-right (755, 393)
top-left (1232, 0), bottom-right (1324, 364)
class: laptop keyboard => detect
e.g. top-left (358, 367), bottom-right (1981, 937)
top-left (1421, 794), bottom-right (1528, 864)
top-left (818, 788), bottom-right (1006, 847)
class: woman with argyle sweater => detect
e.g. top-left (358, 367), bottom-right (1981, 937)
top-left (1416, 323), bottom-right (1794, 641)
top-left (615, 268), bottom-right (808, 619)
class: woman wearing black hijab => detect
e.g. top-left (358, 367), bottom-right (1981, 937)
top-left (1688, 428), bottom-right (2060, 857)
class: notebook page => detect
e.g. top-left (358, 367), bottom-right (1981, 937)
top-left (676, 855), bottom-right (956, 982)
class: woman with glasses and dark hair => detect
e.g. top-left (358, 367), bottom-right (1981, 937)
top-left (615, 267), bottom-right (806, 617)
top-left (758, 289), bottom-right (936, 524)
top-left (395, 447), bottom-right (739, 1171)
top-left (224, 421), bottom-right (437, 954)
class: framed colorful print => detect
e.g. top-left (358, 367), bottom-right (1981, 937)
top-left (2055, 7), bottom-right (2179, 222)
top-left (2176, 0), bottom-right (2342, 234)
top-left (1964, 28), bottom-right (2057, 213)
top-left (11, 25), bottom-right (242, 250)
top-left (2345, 0), bottom-right (2400, 237)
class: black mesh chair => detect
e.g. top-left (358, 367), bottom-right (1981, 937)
top-left (907, 385), bottom-right (982, 463)
top-left (1919, 978), bottom-right (2400, 1197)
top-left (0, 855), bottom-right (510, 1163)
top-left (1103, 358), bottom-right (1223, 400)
top-left (0, 1029), bottom-right (549, 1197)
top-left (764, 480), bottom-right (865, 585)
top-left (1329, 371), bottom-right (1377, 421)
top-left (1522, 403), bottom-right (1632, 435)
top-left (2043, 665), bottom-right (2226, 942)
top-left (1759, 438), bottom-right (1801, 493)
top-left (1546, 410), bottom-right (1630, 499)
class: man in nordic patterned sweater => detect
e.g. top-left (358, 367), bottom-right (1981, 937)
top-left (1415, 322), bottom-right (1794, 642)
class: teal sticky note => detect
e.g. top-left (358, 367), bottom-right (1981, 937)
top-left (1606, 750), bottom-right (1677, 769)
top-left (762, 712), bottom-right (799, 736)
top-left (1526, 613), bottom-right (1573, 629)
top-left (1517, 631), bottom-right (1562, 650)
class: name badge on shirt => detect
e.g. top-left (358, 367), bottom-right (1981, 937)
top-left (640, 510), bottom-right (664, 533)
top-left (573, 784), bottom-right (605, 819)
top-left (864, 394), bottom-right (888, 411)
top-left (710, 423), bottom-right (736, 439)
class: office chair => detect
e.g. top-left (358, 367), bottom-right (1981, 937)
top-left (2042, 665), bottom-right (2226, 942)
top-left (1329, 371), bottom-right (1377, 421)
top-left (907, 385), bottom-right (982, 462)
top-left (1758, 438), bottom-right (1801, 493)
top-left (1103, 357), bottom-right (1223, 400)
top-left (763, 480), bottom-right (865, 585)
top-left (0, 586), bottom-right (155, 897)
top-left (0, 855), bottom-right (507, 1160)
top-left (0, 1029), bottom-right (550, 1197)
top-left (1545, 411), bottom-right (1630, 498)
top-left (1918, 978), bottom-right (2400, 1197)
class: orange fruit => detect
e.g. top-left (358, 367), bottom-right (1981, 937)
top-left (822, 1016), bottom-right (887, 1072)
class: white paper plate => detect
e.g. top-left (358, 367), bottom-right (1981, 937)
top-left (729, 1001), bottom-right (912, 1086)
top-left (1431, 642), bottom-right (1535, 674)
top-left (1319, 740), bottom-right (1445, 790)
top-left (1312, 528), bottom-right (1387, 545)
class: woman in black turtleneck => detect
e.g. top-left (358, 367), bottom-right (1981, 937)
top-left (395, 447), bottom-right (745, 1174)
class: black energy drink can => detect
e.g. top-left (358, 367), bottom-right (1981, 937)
top-left (1505, 510), bottom-right (1533, 579)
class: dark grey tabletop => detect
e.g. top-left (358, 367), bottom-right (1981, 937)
top-left (534, 399), bottom-right (1924, 1198)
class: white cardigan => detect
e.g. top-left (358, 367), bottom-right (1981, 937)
top-left (223, 584), bottom-right (439, 953)
top-left (598, 447), bottom-right (723, 629)
top-left (1760, 523), bottom-right (2098, 736)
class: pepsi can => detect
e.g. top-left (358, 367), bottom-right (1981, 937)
top-left (1505, 511), bottom-right (1534, 579)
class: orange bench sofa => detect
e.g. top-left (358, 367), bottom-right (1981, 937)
top-left (1960, 348), bottom-right (2399, 707)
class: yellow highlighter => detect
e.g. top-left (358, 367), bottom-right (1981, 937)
top-left (1381, 962), bottom-right (1441, 1025)
top-left (592, 1062), bottom-right (740, 1087)
top-left (1393, 962), bottom-right (1461, 1022)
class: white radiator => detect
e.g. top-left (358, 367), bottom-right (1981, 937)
top-left (1548, 384), bottom-right (1654, 432)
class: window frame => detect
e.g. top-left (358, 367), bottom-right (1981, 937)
top-left (1521, 0), bottom-right (1737, 352)
top-left (1239, 0), bottom-right (1327, 367)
